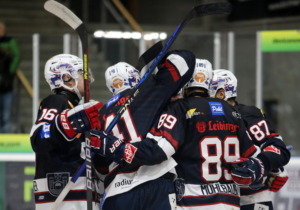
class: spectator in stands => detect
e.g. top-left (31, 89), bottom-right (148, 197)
top-left (0, 21), bottom-right (21, 133)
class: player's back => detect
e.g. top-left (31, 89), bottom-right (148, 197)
top-left (98, 50), bottom-right (196, 199)
top-left (172, 97), bottom-right (256, 210)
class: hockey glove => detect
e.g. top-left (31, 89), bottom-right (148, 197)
top-left (267, 168), bottom-right (288, 192)
top-left (56, 101), bottom-right (103, 141)
top-left (90, 130), bottom-right (137, 163)
top-left (231, 157), bottom-right (265, 187)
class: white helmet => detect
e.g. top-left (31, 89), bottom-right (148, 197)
top-left (44, 54), bottom-right (87, 99)
top-left (105, 62), bottom-right (141, 96)
top-left (210, 69), bottom-right (237, 100)
top-left (184, 58), bottom-right (213, 91)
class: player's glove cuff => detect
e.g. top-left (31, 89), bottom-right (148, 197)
top-left (231, 157), bottom-right (265, 186)
top-left (267, 168), bottom-right (288, 192)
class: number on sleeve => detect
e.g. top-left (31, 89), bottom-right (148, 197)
top-left (249, 120), bottom-right (270, 141)
top-left (157, 114), bottom-right (177, 129)
top-left (38, 109), bottom-right (58, 121)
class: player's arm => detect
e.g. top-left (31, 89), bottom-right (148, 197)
top-left (30, 96), bottom-right (102, 152)
top-left (230, 116), bottom-right (265, 187)
top-left (242, 106), bottom-right (290, 173)
top-left (90, 106), bottom-right (184, 165)
top-left (231, 116), bottom-right (290, 190)
top-left (153, 50), bottom-right (195, 94)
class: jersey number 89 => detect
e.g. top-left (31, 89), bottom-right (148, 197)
top-left (200, 137), bottom-right (240, 182)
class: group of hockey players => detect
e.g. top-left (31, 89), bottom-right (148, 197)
top-left (30, 49), bottom-right (290, 210)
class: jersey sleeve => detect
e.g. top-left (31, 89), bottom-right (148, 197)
top-left (239, 105), bottom-right (291, 172)
top-left (128, 101), bottom-right (186, 166)
top-left (30, 94), bottom-right (76, 154)
top-left (234, 112), bottom-right (258, 158)
top-left (155, 50), bottom-right (195, 95)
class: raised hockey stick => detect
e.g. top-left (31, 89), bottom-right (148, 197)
top-left (135, 40), bottom-right (163, 71)
top-left (106, 1), bottom-right (232, 132)
top-left (48, 1), bottom-right (232, 208)
top-left (44, 1), bottom-right (93, 209)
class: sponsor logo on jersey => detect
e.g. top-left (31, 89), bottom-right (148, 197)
top-left (208, 120), bottom-right (239, 132)
top-left (40, 123), bottom-right (51, 139)
top-left (196, 121), bottom-right (238, 133)
top-left (115, 179), bottom-right (133, 188)
top-left (263, 145), bottom-right (281, 154)
top-left (47, 172), bottom-right (70, 197)
top-left (186, 109), bottom-right (205, 119)
top-left (186, 108), bottom-right (196, 118)
top-left (106, 93), bottom-right (120, 108)
top-left (200, 183), bottom-right (239, 196)
top-left (209, 102), bottom-right (224, 115)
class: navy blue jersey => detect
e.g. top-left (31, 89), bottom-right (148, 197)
top-left (97, 50), bottom-right (196, 199)
top-left (132, 97), bottom-right (258, 209)
top-left (235, 104), bottom-right (290, 199)
top-left (30, 90), bottom-right (99, 209)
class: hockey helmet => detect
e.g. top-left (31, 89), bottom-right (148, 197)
top-left (210, 69), bottom-right (237, 100)
top-left (184, 58), bottom-right (213, 91)
top-left (105, 62), bottom-right (141, 95)
top-left (44, 54), bottom-right (93, 98)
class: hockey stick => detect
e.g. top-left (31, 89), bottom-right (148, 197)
top-left (135, 40), bottom-right (163, 71)
top-left (48, 1), bottom-right (232, 208)
top-left (44, 1), bottom-right (93, 209)
top-left (106, 1), bottom-right (232, 131)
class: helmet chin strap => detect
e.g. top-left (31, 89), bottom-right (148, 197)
top-left (62, 79), bottom-right (82, 100)
top-left (72, 79), bottom-right (83, 100)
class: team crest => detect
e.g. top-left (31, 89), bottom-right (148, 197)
top-left (47, 172), bottom-right (70, 197)
top-left (196, 121), bottom-right (206, 133)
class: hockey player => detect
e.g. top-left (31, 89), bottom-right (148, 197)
top-left (210, 69), bottom-right (290, 210)
top-left (91, 59), bottom-right (263, 210)
top-left (91, 50), bottom-right (196, 210)
top-left (30, 54), bottom-right (103, 210)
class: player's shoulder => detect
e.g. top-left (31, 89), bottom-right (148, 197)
top-left (169, 98), bottom-right (187, 108)
top-left (237, 103), bottom-right (264, 118)
top-left (166, 98), bottom-right (189, 115)
top-left (40, 94), bottom-right (70, 109)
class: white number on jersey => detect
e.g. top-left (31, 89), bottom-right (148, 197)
top-left (249, 120), bottom-right (270, 141)
top-left (38, 108), bottom-right (58, 121)
top-left (105, 109), bottom-right (142, 143)
top-left (200, 137), bottom-right (240, 181)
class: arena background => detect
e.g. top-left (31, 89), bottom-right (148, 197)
top-left (0, 0), bottom-right (300, 209)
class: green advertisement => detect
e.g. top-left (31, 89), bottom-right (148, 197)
top-left (261, 30), bottom-right (300, 52)
top-left (0, 134), bottom-right (33, 153)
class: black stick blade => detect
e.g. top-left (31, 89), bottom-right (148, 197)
top-left (136, 41), bottom-right (163, 71)
top-left (194, 2), bottom-right (232, 17)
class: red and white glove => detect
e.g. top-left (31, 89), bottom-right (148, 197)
top-left (56, 101), bottom-right (103, 141)
top-left (267, 168), bottom-right (288, 192)
top-left (231, 157), bottom-right (265, 186)
top-left (90, 130), bottom-right (137, 163)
